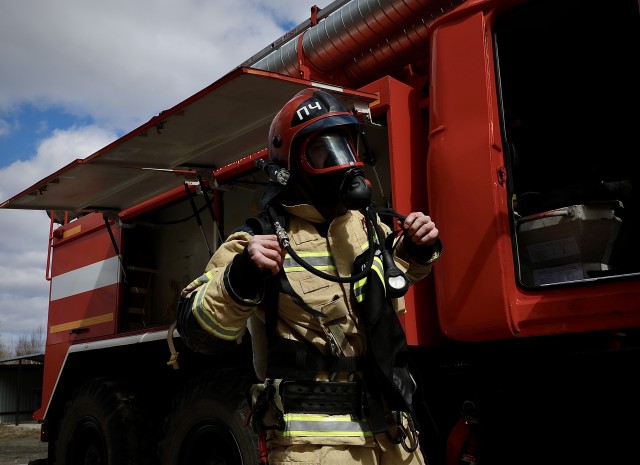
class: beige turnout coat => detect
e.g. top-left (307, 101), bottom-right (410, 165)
top-left (181, 203), bottom-right (439, 452)
top-left (182, 204), bottom-right (438, 363)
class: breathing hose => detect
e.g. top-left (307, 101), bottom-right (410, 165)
top-left (267, 205), bottom-right (408, 293)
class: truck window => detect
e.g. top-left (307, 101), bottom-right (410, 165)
top-left (495, 0), bottom-right (640, 287)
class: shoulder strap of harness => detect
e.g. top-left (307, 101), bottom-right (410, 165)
top-left (240, 200), bottom-right (364, 381)
top-left (263, 270), bottom-right (364, 380)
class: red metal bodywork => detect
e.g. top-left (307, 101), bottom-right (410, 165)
top-left (2, 0), bottom-right (637, 462)
top-left (427, 3), bottom-right (640, 341)
top-left (24, 0), bottom-right (640, 421)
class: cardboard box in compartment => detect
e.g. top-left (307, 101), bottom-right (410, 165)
top-left (516, 202), bottom-right (622, 287)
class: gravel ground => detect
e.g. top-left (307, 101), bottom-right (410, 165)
top-left (0, 424), bottom-right (48, 465)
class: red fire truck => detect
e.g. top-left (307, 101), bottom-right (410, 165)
top-left (2, 0), bottom-right (639, 463)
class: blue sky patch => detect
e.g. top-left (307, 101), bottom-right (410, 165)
top-left (0, 104), bottom-right (92, 168)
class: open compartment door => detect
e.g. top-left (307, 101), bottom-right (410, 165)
top-left (1, 68), bottom-right (377, 215)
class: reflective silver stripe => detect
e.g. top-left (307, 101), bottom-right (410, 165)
top-left (353, 277), bottom-right (366, 302)
top-left (192, 280), bottom-right (243, 340)
top-left (371, 256), bottom-right (384, 283)
top-left (275, 413), bottom-right (373, 438)
top-left (353, 256), bottom-right (384, 303)
top-left (283, 252), bottom-right (336, 272)
top-left (193, 270), bottom-right (214, 285)
top-left (51, 255), bottom-right (120, 301)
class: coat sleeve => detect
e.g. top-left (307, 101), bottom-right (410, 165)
top-left (180, 231), bottom-right (263, 342)
top-left (391, 223), bottom-right (443, 284)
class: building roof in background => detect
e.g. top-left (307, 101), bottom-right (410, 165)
top-left (0, 353), bottom-right (44, 364)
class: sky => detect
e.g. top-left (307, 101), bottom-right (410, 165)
top-left (0, 0), bottom-right (333, 351)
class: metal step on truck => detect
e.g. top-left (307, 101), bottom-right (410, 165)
top-left (2, 0), bottom-right (639, 463)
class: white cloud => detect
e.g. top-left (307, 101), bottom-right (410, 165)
top-left (0, 119), bottom-right (11, 137)
top-left (0, 125), bottom-right (117, 202)
top-left (0, 209), bottom-right (51, 349)
top-left (0, 0), bottom-right (325, 131)
top-left (0, 126), bottom-right (116, 346)
top-left (0, 0), bottom-right (331, 348)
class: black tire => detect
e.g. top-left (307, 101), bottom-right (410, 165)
top-left (160, 369), bottom-right (258, 465)
top-left (55, 378), bottom-right (155, 465)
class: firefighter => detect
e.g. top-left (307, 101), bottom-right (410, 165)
top-left (178, 88), bottom-right (442, 464)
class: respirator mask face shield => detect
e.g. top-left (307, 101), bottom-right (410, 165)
top-left (302, 132), bottom-right (360, 173)
top-left (293, 130), bottom-right (372, 216)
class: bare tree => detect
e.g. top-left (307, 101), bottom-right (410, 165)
top-left (0, 341), bottom-right (9, 359)
top-left (14, 325), bottom-right (46, 356)
top-left (0, 320), bottom-right (10, 359)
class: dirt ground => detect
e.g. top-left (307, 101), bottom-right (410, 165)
top-left (0, 424), bottom-right (48, 465)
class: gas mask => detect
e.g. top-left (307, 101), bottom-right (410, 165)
top-left (291, 130), bottom-right (372, 218)
top-left (338, 167), bottom-right (372, 211)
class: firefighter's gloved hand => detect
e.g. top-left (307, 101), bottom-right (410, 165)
top-left (247, 234), bottom-right (286, 277)
top-left (227, 236), bottom-right (285, 301)
top-left (399, 212), bottom-right (443, 265)
top-left (400, 212), bottom-right (439, 246)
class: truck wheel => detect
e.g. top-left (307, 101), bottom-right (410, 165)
top-left (55, 378), bottom-right (153, 465)
top-left (160, 369), bottom-right (258, 465)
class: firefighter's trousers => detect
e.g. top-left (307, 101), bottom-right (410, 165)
top-left (268, 431), bottom-right (426, 465)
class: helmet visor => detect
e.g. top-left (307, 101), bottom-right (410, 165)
top-left (304, 132), bottom-right (360, 172)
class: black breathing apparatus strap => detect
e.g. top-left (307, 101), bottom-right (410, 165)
top-left (253, 180), bottom-right (418, 438)
top-left (263, 201), bottom-right (411, 287)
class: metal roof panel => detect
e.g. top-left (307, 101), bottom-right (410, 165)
top-left (1, 68), bottom-right (376, 213)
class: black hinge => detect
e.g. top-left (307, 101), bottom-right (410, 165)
top-left (69, 327), bottom-right (89, 334)
top-left (497, 166), bottom-right (507, 186)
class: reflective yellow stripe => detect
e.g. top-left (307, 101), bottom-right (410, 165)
top-left (353, 255), bottom-right (384, 302)
top-left (283, 252), bottom-right (336, 273)
top-left (62, 224), bottom-right (82, 239)
top-left (283, 242), bottom-right (367, 273)
top-left (192, 277), bottom-right (243, 340)
top-left (275, 413), bottom-right (373, 438)
top-left (50, 313), bottom-right (114, 333)
top-left (371, 255), bottom-right (384, 283)
top-left (192, 270), bottom-right (214, 286)
top-left (353, 277), bottom-right (367, 302)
